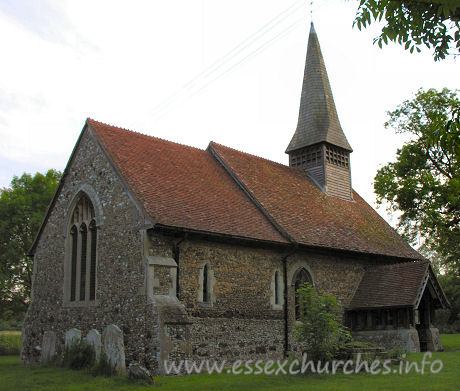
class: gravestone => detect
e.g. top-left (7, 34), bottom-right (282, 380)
top-left (85, 329), bottom-right (102, 361)
top-left (40, 331), bottom-right (56, 363)
top-left (65, 328), bottom-right (82, 349)
top-left (103, 324), bottom-right (126, 373)
top-left (128, 363), bottom-right (153, 383)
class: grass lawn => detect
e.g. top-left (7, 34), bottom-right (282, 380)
top-left (440, 334), bottom-right (460, 352)
top-left (0, 334), bottom-right (459, 390)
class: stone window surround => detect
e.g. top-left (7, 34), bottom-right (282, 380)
top-left (287, 261), bottom-right (315, 289)
top-left (288, 261), bottom-right (315, 321)
top-left (197, 261), bottom-right (216, 307)
top-left (270, 269), bottom-right (284, 310)
top-left (63, 185), bottom-right (103, 307)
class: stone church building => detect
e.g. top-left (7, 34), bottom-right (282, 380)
top-left (21, 24), bottom-right (448, 373)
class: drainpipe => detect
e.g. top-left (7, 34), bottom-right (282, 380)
top-left (282, 245), bottom-right (298, 357)
top-left (172, 234), bottom-right (187, 300)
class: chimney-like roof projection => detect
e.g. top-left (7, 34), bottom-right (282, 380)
top-left (286, 23), bottom-right (352, 153)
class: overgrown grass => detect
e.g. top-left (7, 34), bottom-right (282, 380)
top-left (0, 331), bottom-right (21, 356)
top-left (0, 334), bottom-right (458, 390)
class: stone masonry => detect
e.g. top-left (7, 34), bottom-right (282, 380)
top-left (20, 124), bottom-right (430, 373)
top-left (21, 129), bottom-right (161, 372)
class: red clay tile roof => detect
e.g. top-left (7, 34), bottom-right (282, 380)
top-left (87, 119), bottom-right (287, 243)
top-left (210, 142), bottom-right (422, 259)
top-left (88, 118), bottom-right (422, 260)
top-left (348, 261), bottom-right (430, 309)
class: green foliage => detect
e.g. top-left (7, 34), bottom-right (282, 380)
top-left (62, 340), bottom-right (95, 370)
top-left (0, 331), bottom-right (21, 356)
top-left (388, 347), bottom-right (409, 360)
top-left (374, 88), bottom-right (460, 272)
top-left (438, 272), bottom-right (460, 330)
top-left (338, 341), bottom-right (383, 361)
top-left (0, 170), bottom-right (61, 322)
top-left (0, 316), bottom-right (23, 331)
top-left (61, 340), bottom-right (117, 377)
top-left (293, 283), bottom-right (351, 361)
top-left (340, 341), bottom-right (381, 349)
top-left (91, 352), bottom-right (117, 377)
top-left (435, 309), bottom-right (460, 333)
top-left (354, 0), bottom-right (460, 61)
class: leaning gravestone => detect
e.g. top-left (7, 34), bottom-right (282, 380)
top-left (65, 328), bottom-right (82, 349)
top-left (103, 324), bottom-right (126, 373)
top-left (85, 329), bottom-right (102, 361)
top-left (41, 331), bottom-right (56, 363)
top-left (128, 363), bottom-right (154, 383)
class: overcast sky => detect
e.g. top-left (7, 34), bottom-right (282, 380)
top-left (1, 0), bottom-right (458, 226)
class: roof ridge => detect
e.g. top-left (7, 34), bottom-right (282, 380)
top-left (210, 141), bottom-right (375, 200)
top-left (373, 260), bottom-right (429, 270)
top-left (209, 141), bottom-right (291, 170)
top-left (209, 141), bottom-right (365, 199)
top-left (87, 118), bottom-right (206, 153)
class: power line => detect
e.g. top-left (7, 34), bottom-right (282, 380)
top-left (193, 19), bottom-right (304, 98)
top-left (151, 1), bottom-right (327, 121)
top-left (151, 0), bottom-right (305, 118)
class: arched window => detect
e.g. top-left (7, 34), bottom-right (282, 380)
top-left (70, 225), bottom-right (78, 301)
top-left (79, 223), bottom-right (87, 301)
top-left (203, 264), bottom-right (209, 303)
top-left (198, 262), bottom-right (214, 305)
top-left (293, 268), bottom-right (313, 320)
top-left (89, 220), bottom-right (97, 301)
top-left (67, 194), bottom-right (97, 303)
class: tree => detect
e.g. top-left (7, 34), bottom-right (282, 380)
top-left (354, 1), bottom-right (460, 61)
top-left (438, 272), bottom-right (460, 327)
top-left (0, 170), bottom-right (61, 322)
top-left (374, 88), bottom-right (459, 272)
top-left (293, 284), bottom-right (350, 361)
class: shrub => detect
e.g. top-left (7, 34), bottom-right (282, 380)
top-left (0, 331), bottom-right (21, 356)
top-left (0, 317), bottom-right (23, 331)
top-left (388, 347), bottom-right (408, 360)
top-left (434, 309), bottom-right (460, 334)
top-left (293, 283), bottom-right (350, 361)
top-left (91, 352), bottom-right (116, 377)
top-left (62, 341), bottom-right (95, 370)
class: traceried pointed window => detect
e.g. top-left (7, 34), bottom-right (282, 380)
top-left (67, 194), bottom-right (97, 303)
top-left (79, 223), bottom-right (87, 301)
top-left (70, 225), bottom-right (78, 301)
top-left (293, 268), bottom-right (313, 320)
top-left (89, 220), bottom-right (97, 300)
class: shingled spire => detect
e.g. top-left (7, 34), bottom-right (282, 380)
top-left (286, 23), bottom-right (353, 200)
